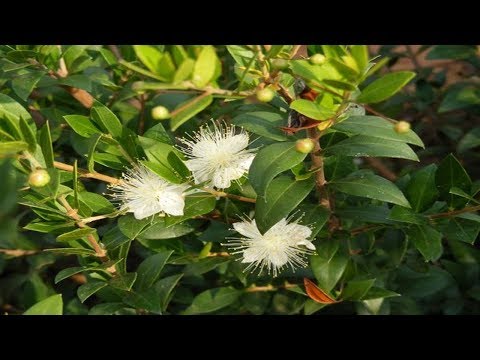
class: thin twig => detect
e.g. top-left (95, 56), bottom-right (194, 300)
top-left (0, 249), bottom-right (38, 257)
top-left (364, 158), bottom-right (398, 181)
top-left (245, 282), bottom-right (298, 293)
top-left (201, 187), bottom-right (256, 203)
top-left (54, 161), bottom-right (121, 185)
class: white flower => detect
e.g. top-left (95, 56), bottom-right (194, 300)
top-left (224, 217), bottom-right (316, 277)
top-left (110, 164), bottom-right (190, 220)
top-left (178, 121), bottom-right (256, 189)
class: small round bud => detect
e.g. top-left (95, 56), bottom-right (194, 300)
top-left (151, 106), bottom-right (171, 120)
top-left (28, 169), bottom-right (51, 188)
top-left (256, 88), bottom-right (275, 103)
top-left (309, 53), bottom-right (326, 65)
top-left (394, 121), bottom-right (411, 134)
top-left (295, 138), bottom-right (315, 154)
top-left (271, 58), bottom-right (289, 70)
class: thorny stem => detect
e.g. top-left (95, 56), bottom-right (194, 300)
top-left (57, 195), bottom-right (108, 260)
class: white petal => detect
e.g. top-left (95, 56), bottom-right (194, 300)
top-left (264, 218), bottom-right (289, 238)
top-left (296, 239), bottom-right (316, 250)
top-left (233, 220), bottom-right (262, 239)
top-left (268, 251), bottom-right (289, 267)
top-left (221, 133), bottom-right (249, 154)
top-left (132, 202), bottom-right (163, 220)
top-left (159, 192), bottom-right (185, 216)
top-left (285, 223), bottom-right (312, 243)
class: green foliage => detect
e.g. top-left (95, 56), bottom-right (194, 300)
top-left (1, 44), bottom-right (480, 315)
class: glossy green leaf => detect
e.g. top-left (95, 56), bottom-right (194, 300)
top-left (192, 46), bottom-right (217, 87)
top-left (0, 141), bottom-right (29, 154)
top-left (406, 164), bottom-right (438, 212)
top-left (24, 294), bottom-right (63, 315)
top-left (249, 142), bottom-right (308, 198)
top-left (18, 117), bottom-right (37, 152)
top-left (407, 225), bottom-right (443, 261)
top-left (12, 70), bottom-right (44, 101)
top-left (173, 58), bottom-right (195, 84)
top-left (298, 204), bottom-right (330, 238)
top-left (39, 121), bottom-right (54, 168)
top-left (56, 228), bottom-right (96, 242)
top-left (110, 272), bottom-right (137, 291)
top-left (184, 257), bottom-right (230, 276)
top-left (233, 111), bottom-right (287, 141)
top-left (330, 173), bottom-right (411, 208)
top-left (458, 128), bottom-right (480, 153)
top-left (118, 214), bottom-right (153, 240)
top-left (155, 274), bottom-right (184, 311)
top-left (256, 176), bottom-right (315, 233)
top-left (78, 281), bottom-right (108, 303)
top-left (290, 99), bottom-right (335, 120)
top-left (91, 103), bottom-right (123, 138)
top-left (183, 287), bottom-right (241, 314)
top-left (341, 279), bottom-right (376, 301)
top-left (310, 239), bottom-right (348, 292)
top-left (165, 195), bottom-right (216, 226)
top-left (133, 45), bottom-right (164, 75)
top-left (170, 93), bottom-right (213, 131)
top-left (435, 154), bottom-right (471, 207)
top-left (446, 216), bottom-right (480, 244)
top-left (64, 115), bottom-right (102, 138)
top-left (357, 71), bottom-right (415, 103)
top-left (135, 251), bottom-right (173, 291)
top-left (333, 116), bottom-right (424, 148)
top-left (388, 206), bottom-right (427, 225)
top-left (325, 135), bottom-right (419, 161)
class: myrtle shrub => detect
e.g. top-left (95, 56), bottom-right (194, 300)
top-left (1, 45), bottom-right (479, 315)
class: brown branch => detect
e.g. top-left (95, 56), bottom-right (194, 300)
top-left (307, 128), bottom-right (330, 211)
top-left (201, 188), bottom-right (256, 204)
top-left (429, 205), bottom-right (480, 220)
top-left (57, 195), bottom-right (107, 259)
top-left (0, 249), bottom-right (38, 257)
top-left (245, 282), bottom-right (298, 293)
top-left (363, 105), bottom-right (396, 124)
top-left (54, 161), bottom-right (121, 185)
top-left (364, 158), bottom-right (398, 181)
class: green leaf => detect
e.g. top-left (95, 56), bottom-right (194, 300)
top-left (44, 248), bottom-right (97, 256)
top-left (89, 302), bottom-right (129, 315)
top-left (170, 93), bottom-right (213, 131)
top-left (118, 214), bottom-right (153, 240)
top-left (110, 272), bottom-right (137, 291)
top-left (55, 266), bottom-right (90, 284)
top-left (388, 206), bottom-right (427, 225)
top-left (39, 121), bottom-right (54, 168)
top-left (333, 116), bottom-right (424, 148)
top-left (183, 287), bottom-right (241, 315)
top-left (439, 85), bottom-right (480, 113)
top-left (12, 70), bottom-right (44, 101)
top-left (427, 45), bottom-right (477, 60)
top-left (227, 45), bottom-right (255, 67)
top-left (24, 220), bottom-right (75, 233)
top-left (135, 251), bottom-right (173, 291)
top-left (165, 195), bottom-right (216, 226)
top-left (449, 187), bottom-right (480, 204)
top-left (329, 58), bottom-right (359, 80)
top-left (458, 128), bottom-right (480, 153)
top-left (406, 225), bottom-right (443, 262)
top-left (330, 172), bottom-right (411, 208)
top-left (361, 287), bottom-right (400, 300)
top-left (173, 58), bottom-right (195, 84)
top-left (139, 218), bottom-right (195, 240)
top-left (184, 257), bottom-right (230, 276)
top-left (155, 273), bottom-right (184, 311)
top-left (249, 142), bottom-right (308, 198)
top-left (256, 176), bottom-right (315, 233)
top-left (232, 111), bottom-right (287, 141)
top-left (341, 279), bottom-right (376, 301)
top-left (133, 45), bottom-right (164, 75)
top-left (122, 290), bottom-right (162, 314)
top-left (64, 115), bottom-right (102, 138)
top-left (350, 45), bottom-right (369, 72)
top-left (0, 141), bottom-right (29, 154)
top-left (143, 122), bottom-right (172, 144)
top-left (435, 154), bottom-right (472, 207)
top-left (56, 228), bottom-right (96, 242)
top-left (325, 135), bottom-right (419, 161)
top-left (78, 281), bottom-right (108, 303)
top-left (156, 52), bottom-right (176, 82)
top-left (87, 133), bottom-right (102, 173)
top-left (24, 294), bottom-right (63, 315)
top-left (310, 239), bottom-right (348, 292)
top-left (91, 103), bottom-right (123, 138)
top-left (336, 205), bottom-right (394, 224)
top-left (192, 46), bottom-right (218, 87)
top-left (405, 164), bottom-right (438, 212)
top-left (78, 192), bottom-right (115, 214)
top-left (102, 226), bottom-right (131, 251)
top-left (357, 71), bottom-right (415, 103)
top-left (446, 217), bottom-right (480, 244)
top-left (18, 116), bottom-right (37, 152)
top-left (290, 99), bottom-right (335, 120)
top-left (298, 204), bottom-right (330, 238)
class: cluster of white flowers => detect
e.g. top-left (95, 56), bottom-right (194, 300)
top-left (110, 121), bottom-right (316, 276)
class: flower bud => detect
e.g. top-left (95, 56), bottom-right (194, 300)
top-left (271, 58), bottom-right (289, 70)
top-left (151, 106), bottom-right (171, 120)
top-left (256, 88), bottom-right (275, 103)
top-left (295, 138), bottom-right (315, 153)
top-left (309, 53), bottom-right (326, 65)
top-left (28, 169), bottom-right (51, 188)
top-left (394, 121), bottom-right (411, 134)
